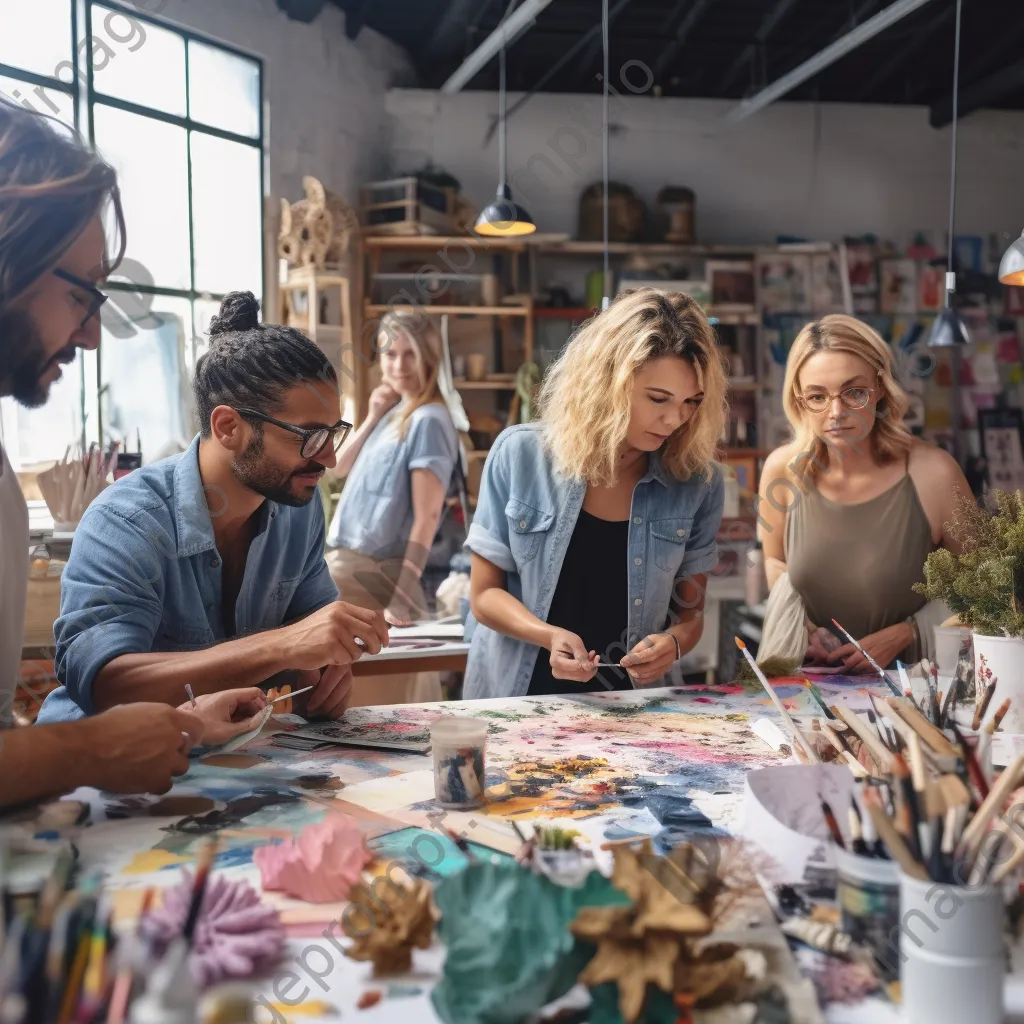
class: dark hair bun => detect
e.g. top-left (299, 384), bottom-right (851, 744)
top-left (209, 291), bottom-right (260, 337)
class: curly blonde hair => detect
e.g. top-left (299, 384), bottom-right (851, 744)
top-left (782, 314), bottom-right (912, 483)
top-left (377, 311), bottom-right (445, 441)
top-left (537, 288), bottom-right (728, 486)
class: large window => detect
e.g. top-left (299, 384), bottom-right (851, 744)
top-left (0, 0), bottom-right (264, 468)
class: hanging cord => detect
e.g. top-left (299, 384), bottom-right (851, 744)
top-left (945, 0), bottom-right (962, 307)
top-left (601, 0), bottom-right (610, 309)
top-left (499, 46), bottom-right (507, 193)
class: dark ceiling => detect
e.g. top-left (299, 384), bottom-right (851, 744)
top-left (324, 0), bottom-right (1024, 126)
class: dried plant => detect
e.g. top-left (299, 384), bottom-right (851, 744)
top-left (915, 487), bottom-right (1024, 638)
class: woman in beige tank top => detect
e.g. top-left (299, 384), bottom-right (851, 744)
top-left (758, 315), bottom-right (971, 671)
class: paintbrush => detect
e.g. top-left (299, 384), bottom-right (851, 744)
top-left (959, 753), bottom-right (1024, 867)
top-left (830, 618), bottom-right (902, 696)
top-left (949, 721), bottom-right (989, 803)
top-left (906, 734), bottom-right (931, 859)
top-left (864, 793), bottom-right (927, 879)
top-left (891, 753), bottom-right (923, 863)
top-left (927, 665), bottom-right (941, 726)
top-left (183, 837), bottom-right (219, 944)
top-left (268, 684), bottom-right (314, 706)
top-left (820, 799), bottom-right (846, 850)
top-left (734, 638), bottom-right (817, 763)
top-left (848, 800), bottom-right (868, 855)
top-left (803, 679), bottom-right (836, 719)
top-left (442, 825), bottom-right (478, 865)
top-left (105, 889), bottom-right (153, 1024)
top-left (184, 683), bottom-right (196, 710)
top-left (972, 678), bottom-right (996, 732)
top-left (976, 702), bottom-right (1009, 787)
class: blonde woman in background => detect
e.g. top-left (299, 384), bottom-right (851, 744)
top-left (326, 312), bottom-right (461, 703)
top-left (758, 315), bottom-right (966, 671)
top-left (465, 288), bottom-right (729, 699)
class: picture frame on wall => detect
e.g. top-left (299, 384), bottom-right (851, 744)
top-left (724, 454), bottom-right (758, 494)
top-left (755, 253), bottom-right (812, 315)
top-left (978, 407), bottom-right (1024, 492)
top-left (880, 259), bottom-right (918, 314)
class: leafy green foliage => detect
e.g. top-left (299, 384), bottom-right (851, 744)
top-left (915, 488), bottom-right (1024, 638)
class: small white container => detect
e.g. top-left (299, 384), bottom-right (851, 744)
top-left (899, 872), bottom-right (1004, 1024)
top-left (933, 624), bottom-right (970, 674)
top-left (430, 717), bottom-right (488, 809)
top-left (973, 632), bottom-right (1024, 732)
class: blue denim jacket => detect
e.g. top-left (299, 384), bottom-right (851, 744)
top-left (463, 424), bottom-right (724, 699)
top-left (37, 435), bottom-right (338, 723)
top-left (327, 403), bottom-right (458, 559)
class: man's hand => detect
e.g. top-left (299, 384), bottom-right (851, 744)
top-left (547, 627), bottom-right (599, 682)
top-left (827, 622), bottom-right (913, 674)
top-left (280, 602), bottom-right (389, 669)
top-left (295, 664), bottom-right (354, 720)
top-left (80, 704), bottom-right (203, 794)
top-left (621, 633), bottom-right (678, 685)
top-left (179, 687), bottom-right (267, 747)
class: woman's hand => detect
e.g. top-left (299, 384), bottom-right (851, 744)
top-left (547, 627), bottom-right (599, 682)
top-left (369, 383), bottom-right (400, 420)
top-left (621, 633), bottom-right (678, 685)
top-left (805, 626), bottom-right (841, 665)
top-left (180, 687), bottom-right (266, 747)
top-left (827, 622), bottom-right (913, 673)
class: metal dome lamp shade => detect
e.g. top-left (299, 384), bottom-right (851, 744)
top-left (474, 45), bottom-right (535, 237)
top-left (999, 231), bottom-right (1024, 286)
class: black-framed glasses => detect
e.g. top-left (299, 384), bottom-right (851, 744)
top-left (799, 386), bottom-right (876, 414)
top-left (235, 407), bottom-right (353, 459)
top-left (53, 268), bottom-right (108, 328)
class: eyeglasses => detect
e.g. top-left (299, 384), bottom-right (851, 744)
top-left (53, 268), bottom-right (108, 328)
top-left (798, 386), bottom-right (876, 414)
top-left (235, 407), bottom-right (353, 459)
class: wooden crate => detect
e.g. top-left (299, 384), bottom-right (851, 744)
top-left (360, 177), bottom-right (454, 237)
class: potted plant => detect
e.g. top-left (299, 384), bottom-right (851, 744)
top-left (915, 488), bottom-right (1024, 729)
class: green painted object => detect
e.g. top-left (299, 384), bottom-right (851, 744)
top-left (431, 863), bottom-right (629, 1024)
top-left (588, 982), bottom-right (676, 1024)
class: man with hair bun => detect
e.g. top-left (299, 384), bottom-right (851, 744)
top-left (38, 284), bottom-right (389, 725)
top-left (0, 100), bottom-right (285, 805)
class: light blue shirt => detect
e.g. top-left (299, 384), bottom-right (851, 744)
top-left (37, 435), bottom-right (338, 723)
top-left (463, 424), bottom-right (724, 699)
top-left (327, 402), bottom-right (458, 559)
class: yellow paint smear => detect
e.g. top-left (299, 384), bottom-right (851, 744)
top-left (122, 849), bottom-right (189, 875)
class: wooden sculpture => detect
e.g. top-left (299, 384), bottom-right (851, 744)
top-left (279, 176), bottom-right (358, 270)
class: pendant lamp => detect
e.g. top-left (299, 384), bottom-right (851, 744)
top-left (600, 0), bottom-right (611, 309)
top-left (927, 0), bottom-right (968, 350)
top-left (999, 231), bottom-right (1024, 286)
top-left (474, 43), bottom-right (536, 237)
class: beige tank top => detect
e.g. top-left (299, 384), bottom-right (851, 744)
top-left (785, 473), bottom-right (932, 646)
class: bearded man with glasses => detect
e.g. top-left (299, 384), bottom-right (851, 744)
top-left (38, 287), bottom-right (388, 725)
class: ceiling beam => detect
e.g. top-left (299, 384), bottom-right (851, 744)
top-left (654, 0), bottom-right (716, 78)
top-left (421, 0), bottom-right (487, 65)
top-left (856, 3), bottom-right (953, 100)
top-left (930, 57), bottom-right (1024, 127)
top-left (722, 0), bottom-right (937, 124)
top-left (717, 0), bottom-right (802, 93)
top-left (441, 0), bottom-right (554, 94)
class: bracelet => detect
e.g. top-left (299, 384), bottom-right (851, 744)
top-left (657, 631), bottom-right (682, 662)
top-left (905, 615), bottom-right (920, 650)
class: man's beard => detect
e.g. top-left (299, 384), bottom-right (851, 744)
top-left (0, 308), bottom-right (75, 407)
top-left (231, 430), bottom-right (323, 508)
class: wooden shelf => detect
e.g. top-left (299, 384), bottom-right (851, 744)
top-left (454, 378), bottom-right (518, 390)
top-left (365, 304), bottom-right (531, 317)
top-left (537, 241), bottom-right (761, 257)
top-left (534, 307), bottom-right (597, 319)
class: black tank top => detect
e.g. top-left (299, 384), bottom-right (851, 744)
top-left (527, 510), bottom-right (632, 695)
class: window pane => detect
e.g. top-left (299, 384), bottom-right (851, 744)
top-left (93, 104), bottom-right (190, 291)
top-left (100, 296), bottom-right (195, 461)
top-left (90, 4), bottom-right (185, 116)
top-left (190, 133), bottom-right (262, 297)
top-left (0, 0), bottom-right (71, 79)
top-left (188, 40), bottom-right (259, 138)
top-left (0, 76), bottom-right (74, 127)
top-left (0, 355), bottom-right (84, 469)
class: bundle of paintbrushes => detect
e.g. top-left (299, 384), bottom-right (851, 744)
top-left (35, 443), bottom-right (118, 530)
top-left (0, 837), bottom-right (220, 1023)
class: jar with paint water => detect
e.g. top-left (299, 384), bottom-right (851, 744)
top-left (834, 848), bottom-right (900, 980)
top-left (431, 718), bottom-right (488, 809)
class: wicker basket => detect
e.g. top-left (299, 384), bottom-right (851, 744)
top-left (578, 182), bottom-right (645, 242)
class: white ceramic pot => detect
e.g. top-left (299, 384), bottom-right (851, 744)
top-left (933, 624), bottom-right (971, 674)
top-left (973, 632), bottom-right (1024, 731)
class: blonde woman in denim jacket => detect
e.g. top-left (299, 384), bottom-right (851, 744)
top-left (465, 288), bottom-right (729, 699)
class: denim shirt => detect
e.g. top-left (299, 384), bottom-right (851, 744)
top-left (327, 403), bottom-right (458, 560)
top-left (463, 424), bottom-right (724, 700)
top-left (37, 435), bottom-right (338, 723)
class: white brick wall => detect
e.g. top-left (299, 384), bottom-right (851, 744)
top-left (385, 88), bottom-right (1024, 249)
top-left (149, 0), bottom-right (412, 203)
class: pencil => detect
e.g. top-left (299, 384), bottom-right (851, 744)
top-left (734, 638), bottom-right (817, 763)
top-left (972, 680), bottom-right (997, 732)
